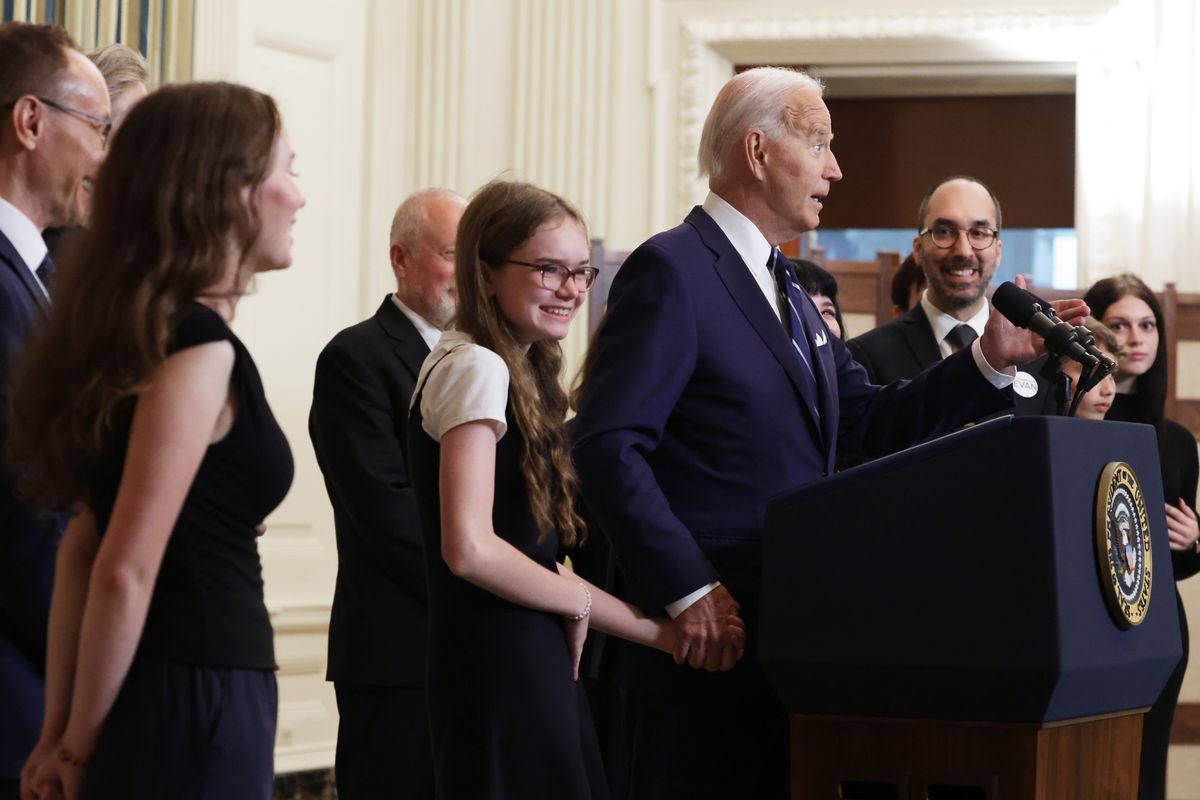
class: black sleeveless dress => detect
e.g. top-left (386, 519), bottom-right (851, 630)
top-left (82, 303), bottom-right (292, 799)
top-left (1108, 395), bottom-right (1199, 800)
top-left (408, 348), bottom-right (607, 799)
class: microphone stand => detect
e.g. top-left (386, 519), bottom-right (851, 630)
top-left (1038, 356), bottom-right (1072, 417)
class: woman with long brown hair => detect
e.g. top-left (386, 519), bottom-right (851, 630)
top-left (1084, 274), bottom-right (1199, 800)
top-left (408, 180), bottom-right (741, 798)
top-left (13, 82), bottom-right (304, 799)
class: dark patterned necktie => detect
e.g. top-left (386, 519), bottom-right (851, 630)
top-left (768, 250), bottom-right (819, 407)
top-left (35, 253), bottom-right (56, 293)
top-left (945, 323), bottom-right (977, 354)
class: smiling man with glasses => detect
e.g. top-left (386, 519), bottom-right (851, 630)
top-left (849, 176), bottom-right (1008, 385)
top-left (35, 96), bottom-right (112, 148)
top-left (0, 22), bottom-right (110, 799)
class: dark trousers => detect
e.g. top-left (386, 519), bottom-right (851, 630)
top-left (1139, 591), bottom-right (1190, 800)
top-left (81, 658), bottom-right (276, 800)
top-left (334, 683), bottom-right (434, 800)
top-left (617, 677), bottom-right (789, 800)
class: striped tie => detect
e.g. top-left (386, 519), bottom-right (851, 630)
top-left (768, 250), bottom-right (819, 409)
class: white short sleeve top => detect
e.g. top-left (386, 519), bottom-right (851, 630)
top-left (413, 330), bottom-right (509, 442)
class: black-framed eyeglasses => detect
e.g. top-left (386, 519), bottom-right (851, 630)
top-left (919, 224), bottom-right (998, 251)
top-left (36, 96), bottom-right (112, 147)
top-left (505, 259), bottom-right (598, 291)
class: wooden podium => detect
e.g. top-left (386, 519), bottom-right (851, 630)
top-left (760, 417), bottom-right (1181, 800)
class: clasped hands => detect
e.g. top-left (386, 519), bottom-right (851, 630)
top-left (671, 585), bottom-right (746, 672)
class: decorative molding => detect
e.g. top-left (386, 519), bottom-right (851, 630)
top-left (191, 0), bottom-right (239, 80)
top-left (675, 10), bottom-right (1105, 221)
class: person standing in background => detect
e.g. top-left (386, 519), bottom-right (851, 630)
top-left (0, 24), bottom-right (110, 798)
top-left (1084, 274), bottom-right (1200, 800)
top-left (42, 43), bottom-right (148, 264)
top-left (309, 187), bottom-right (466, 800)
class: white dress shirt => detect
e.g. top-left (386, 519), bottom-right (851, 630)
top-left (0, 196), bottom-right (50, 298)
top-left (919, 291), bottom-right (1014, 388)
top-left (391, 294), bottom-right (444, 350)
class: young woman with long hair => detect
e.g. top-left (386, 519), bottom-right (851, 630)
top-left (12, 82), bottom-right (304, 799)
top-left (1084, 274), bottom-right (1199, 800)
top-left (408, 180), bottom-right (742, 798)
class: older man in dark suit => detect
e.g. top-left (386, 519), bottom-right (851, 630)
top-left (309, 188), bottom-right (465, 800)
top-left (572, 69), bottom-right (1086, 799)
top-left (0, 23), bottom-right (109, 798)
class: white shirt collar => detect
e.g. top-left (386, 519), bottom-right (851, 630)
top-left (0, 196), bottom-right (48, 278)
top-left (703, 191), bottom-right (773, 274)
top-left (702, 191), bottom-right (782, 320)
top-left (391, 294), bottom-right (444, 350)
top-left (920, 290), bottom-right (990, 355)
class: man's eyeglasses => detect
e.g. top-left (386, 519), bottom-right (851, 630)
top-left (505, 260), bottom-right (598, 292)
top-left (37, 96), bottom-right (112, 148)
top-left (919, 224), bottom-right (998, 251)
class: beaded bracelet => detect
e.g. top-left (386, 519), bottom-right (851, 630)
top-left (565, 582), bottom-right (592, 621)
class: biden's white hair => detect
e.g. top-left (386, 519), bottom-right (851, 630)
top-left (697, 67), bottom-right (824, 184)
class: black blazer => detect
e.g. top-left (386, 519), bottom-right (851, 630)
top-left (846, 304), bottom-right (940, 385)
top-left (309, 297), bottom-right (431, 687)
top-left (0, 230), bottom-right (66, 777)
top-left (847, 303), bottom-right (1055, 416)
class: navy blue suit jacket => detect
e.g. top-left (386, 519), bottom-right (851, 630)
top-left (0, 230), bottom-right (65, 778)
top-left (572, 208), bottom-right (1010, 678)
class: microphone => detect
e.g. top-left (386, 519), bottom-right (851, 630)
top-left (992, 282), bottom-right (1102, 369)
top-left (1014, 285), bottom-right (1119, 377)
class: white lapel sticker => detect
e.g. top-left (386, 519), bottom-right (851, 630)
top-left (813, 330), bottom-right (828, 347)
top-left (1013, 370), bottom-right (1039, 398)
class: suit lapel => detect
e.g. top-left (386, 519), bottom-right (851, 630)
top-left (375, 297), bottom-right (431, 380)
top-left (0, 231), bottom-right (48, 311)
top-left (687, 208), bottom-right (823, 438)
top-left (901, 305), bottom-right (942, 368)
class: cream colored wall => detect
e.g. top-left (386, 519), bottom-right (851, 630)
top-left (191, 0), bottom-right (1200, 781)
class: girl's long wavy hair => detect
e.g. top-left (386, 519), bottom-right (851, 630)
top-left (8, 82), bottom-right (279, 511)
top-left (1083, 273), bottom-right (1168, 433)
top-left (453, 180), bottom-right (587, 547)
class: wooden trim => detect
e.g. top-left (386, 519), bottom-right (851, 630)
top-left (1170, 702), bottom-right (1200, 744)
top-left (1176, 400), bottom-right (1200, 441)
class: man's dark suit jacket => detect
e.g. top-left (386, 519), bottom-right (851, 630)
top-left (848, 303), bottom-right (1055, 414)
top-left (847, 304), bottom-right (942, 385)
top-left (309, 297), bottom-right (430, 688)
top-left (0, 230), bottom-right (65, 780)
top-left (572, 207), bottom-right (1010, 693)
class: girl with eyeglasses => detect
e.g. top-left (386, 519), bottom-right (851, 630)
top-left (1084, 274), bottom-right (1199, 800)
top-left (407, 180), bottom-right (742, 798)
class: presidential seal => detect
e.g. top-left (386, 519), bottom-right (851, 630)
top-left (1095, 462), bottom-right (1152, 628)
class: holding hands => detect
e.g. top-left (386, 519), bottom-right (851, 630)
top-left (672, 585), bottom-right (746, 672)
